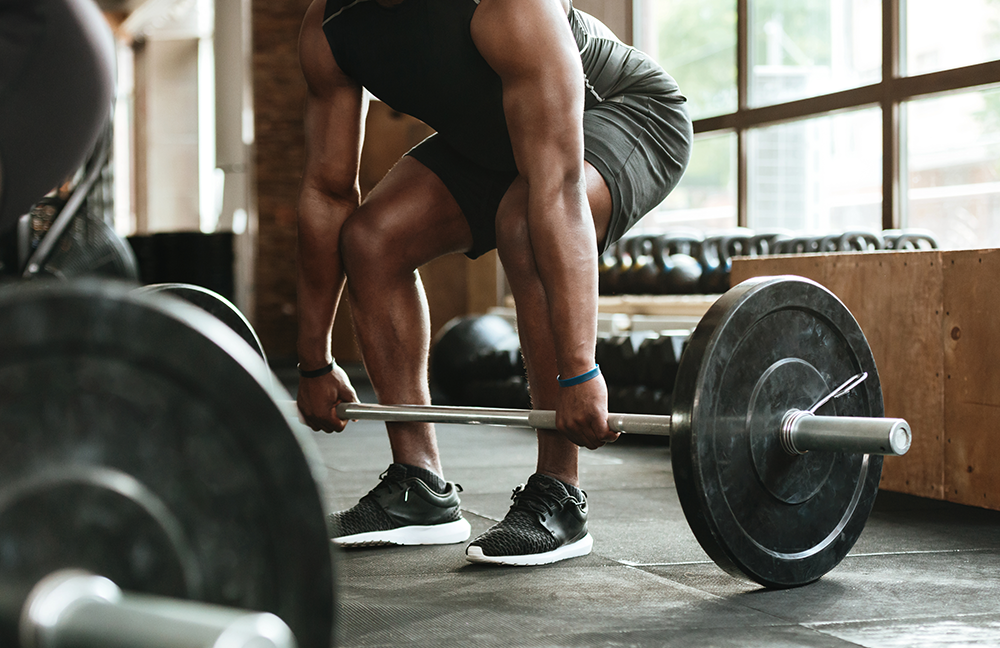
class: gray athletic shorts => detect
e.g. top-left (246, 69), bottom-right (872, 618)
top-left (407, 92), bottom-right (692, 260)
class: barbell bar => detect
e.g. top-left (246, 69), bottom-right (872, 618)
top-left (333, 402), bottom-right (912, 457)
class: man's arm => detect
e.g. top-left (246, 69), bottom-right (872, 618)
top-left (296, 0), bottom-right (365, 432)
top-left (471, 0), bottom-right (616, 448)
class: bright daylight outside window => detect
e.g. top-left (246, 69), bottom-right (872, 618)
top-left (632, 1), bottom-right (737, 234)
top-left (906, 88), bottom-right (1000, 248)
top-left (748, 0), bottom-right (881, 108)
top-left (748, 108), bottom-right (881, 233)
top-left (633, 0), bottom-right (1000, 249)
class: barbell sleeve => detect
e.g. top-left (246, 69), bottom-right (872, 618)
top-left (20, 570), bottom-right (297, 648)
top-left (782, 411), bottom-right (912, 457)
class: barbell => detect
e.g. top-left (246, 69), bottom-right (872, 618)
top-left (0, 280), bottom-right (335, 648)
top-left (334, 274), bottom-right (912, 588)
top-left (336, 380), bottom-right (910, 455)
top-left (0, 273), bottom-right (912, 647)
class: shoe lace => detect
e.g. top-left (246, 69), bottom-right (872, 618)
top-left (509, 482), bottom-right (571, 518)
top-left (367, 469), bottom-right (462, 503)
top-left (367, 468), bottom-right (413, 502)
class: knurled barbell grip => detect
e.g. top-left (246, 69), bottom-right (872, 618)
top-left (20, 570), bottom-right (297, 648)
top-left (335, 402), bottom-right (671, 436)
top-left (335, 403), bottom-right (545, 428)
top-left (525, 410), bottom-right (673, 436)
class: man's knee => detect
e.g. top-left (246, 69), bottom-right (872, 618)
top-left (340, 209), bottom-right (400, 281)
top-left (495, 177), bottom-right (531, 270)
top-left (495, 211), bottom-right (527, 257)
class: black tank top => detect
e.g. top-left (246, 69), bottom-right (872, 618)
top-left (322, 0), bottom-right (682, 173)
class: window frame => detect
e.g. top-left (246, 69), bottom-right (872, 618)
top-left (634, 0), bottom-right (1000, 229)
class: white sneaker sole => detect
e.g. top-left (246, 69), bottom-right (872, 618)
top-left (334, 518), bottom-right (471, 547)
top-left (465, 533), bottom-right (593, 566)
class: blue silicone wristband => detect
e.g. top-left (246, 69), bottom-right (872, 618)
top-left (557, 365), bottom-right (601, 388)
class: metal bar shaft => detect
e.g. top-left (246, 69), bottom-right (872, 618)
top-left (21, 571), bottom-right (297, 648)
top-left (335, 403), bottom-right (673, 436)
top-left (337, 403), bottom-right (538, 427)
top-left (333, 403), bottom-right (911, 456)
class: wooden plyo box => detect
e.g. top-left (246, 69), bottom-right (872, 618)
top-left (731, 249), bottom-right (1000, 510)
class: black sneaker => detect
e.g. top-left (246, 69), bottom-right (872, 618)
top-left (330, 464), bottom-right (471, 547)
top-left (465, 474), bottom-right (592, 566)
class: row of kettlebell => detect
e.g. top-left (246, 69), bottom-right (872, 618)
top-left (598, 228), bottom-right (769, 295)
top-left (599, 228), bottom-right (938, 296)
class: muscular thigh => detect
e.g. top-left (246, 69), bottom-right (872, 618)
top-left (407, 134), bottom-right (519, 259)
top-left (586, 161), bottom-right (612, 247)
top-left (349, 155), bottom-right (474, 269)
top-left (583, 94), bottom-right (693, 251)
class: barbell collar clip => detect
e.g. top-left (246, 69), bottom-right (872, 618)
top-left (807, 371), bottom-right (869, 414)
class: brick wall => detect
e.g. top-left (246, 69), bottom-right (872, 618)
top-left (251, 0), bottom-right (311, 359)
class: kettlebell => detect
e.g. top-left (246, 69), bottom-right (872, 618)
top-left (599, 242), bottom-right (622, 295)
top-left (699, 234), bottom-right (731, 294)
top-left (632, 236), bottom-right (665, 295)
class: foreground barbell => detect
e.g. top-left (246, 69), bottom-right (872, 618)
top-left (0, 280), bottom-right (335, 648)
top-left (332, 275), bottom-right (911, 588)
top-left (135, 283), bottom-right (269, 366)
top-left (18, 570), bottom-right (295, 648)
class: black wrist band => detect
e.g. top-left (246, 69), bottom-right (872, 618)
top-left (297, 362), bottom-right (334, 378)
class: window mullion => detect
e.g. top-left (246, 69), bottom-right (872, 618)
top-left (882, 0), bottom-right (903, 230)
top-left (737, 0), bottom-right (749, 227)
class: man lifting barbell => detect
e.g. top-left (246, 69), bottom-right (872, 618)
top-left (294, 0), bottom-right (692, 565)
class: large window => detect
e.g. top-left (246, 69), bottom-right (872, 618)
top-left (748, 108), bottom-right (882, 232)
top-left (749, 0), bottom-right (881, 107)
top-left (634, 0), bottom-right (1000, 249)
top-left (907, 88), bottom-right (1000, 248)
top-left (637, 1), bottom-right (737, 120)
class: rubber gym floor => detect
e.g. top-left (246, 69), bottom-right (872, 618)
top-left (281, 365), bottom-right (1000, 648)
